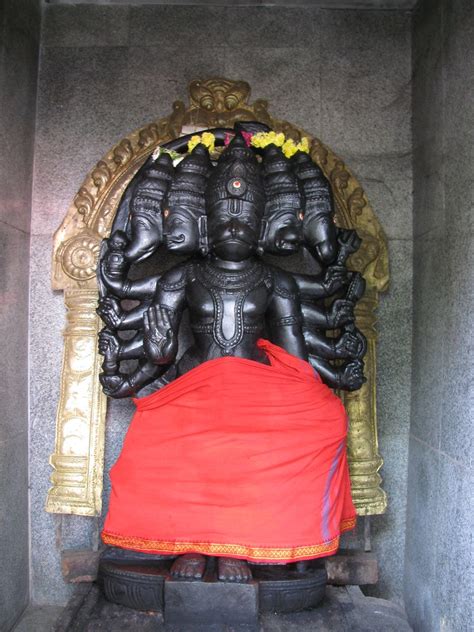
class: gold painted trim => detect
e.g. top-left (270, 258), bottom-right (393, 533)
top-left (48, 78), bottom-right (388, 517)
top-left (102, 517), bottom-right (357, 561)
top-left (46, 289), bottom-right (107, 515)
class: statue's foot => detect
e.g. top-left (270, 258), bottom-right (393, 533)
top-left (170, 553), bottom-right (206, 580)
top-left (218, 557), bottom-right (253, 583)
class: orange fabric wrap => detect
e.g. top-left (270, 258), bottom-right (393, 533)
top-left (102, 339), bottom-right (356, 562)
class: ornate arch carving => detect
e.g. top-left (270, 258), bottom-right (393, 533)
top-left (47, 78), bottom-right (388, 517)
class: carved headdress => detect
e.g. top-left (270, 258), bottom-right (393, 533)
top-left (262, 144), bottom-right (301, 221)
top-left (205, 133), bottom-right (265, 220)
top-left (292, 151), bottom-right (337, 262)
top-left (165, 144), bottom-right (212, 221)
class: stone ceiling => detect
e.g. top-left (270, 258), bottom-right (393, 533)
top-left (45, 0), bottom-right (419, 9)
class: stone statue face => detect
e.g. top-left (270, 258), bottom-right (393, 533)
top-left (163, 207), bottom-right (200, 254)
top-left (207, 202), bottom-right (261, 262)
top-left (125, 201), bottom-right (164, 262)
top-left (264, 210), bottom-right (302, 255)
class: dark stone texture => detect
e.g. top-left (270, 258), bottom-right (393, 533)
top-left (406, 1), bottom-right (474, 630)
top-left (101, 562), bottom-right (166, 613)
top-left (51, 583), bottom-right (412, 632)
top-left (0, 224), bottom-right (30, 444)
top-left (223, 46), bottom-right (321, 136)
top-left (98, 556), bottom-right (327, 619)
top-left (0, 432), bottom-right (30, 632)
top-left (165, 577), bottom-right (259, 628)
top-left (252, 563), bottom-right (327, 613)
top-left (224, 6), bottom-right (315, 49)
top-left (410, 229), bottom-right (445, 450)
top-left (31, 45), bottom-right (132, 237)
top-left (62, 550), bottom-right (101, 584)
top-left (320, 9), bottom-right (412, 156)
top-left (13, 605), bottom-right (64, 632)
top-left (0, 0), bottom-right (39, 259)
top-left (326, 549), bottom-right (378, 585)
top-left (43, 4), bottom-right (130, 47)
top-left (0, 0), bottom-right (40, 629)
top-left (126, 44), bottom-right (226, 129)
top-left (129, 5), bottom-right (227, 48)
top-left (403, 437), bottom-right (439, 632)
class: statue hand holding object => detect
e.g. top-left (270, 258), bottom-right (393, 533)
top-left (328, 299), bottom-right (355, 329)
top-left (97, 297), bottom-right (124, 330)
top-left (334, 330), bottom-right (366, 359)
top-left (339, 359), bottom-right (365, 391)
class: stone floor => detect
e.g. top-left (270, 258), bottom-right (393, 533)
top-left (14, 584), bottom-right (412, 631)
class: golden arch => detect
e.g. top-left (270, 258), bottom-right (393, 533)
top-left (47, 78), bottom-right (389, 517)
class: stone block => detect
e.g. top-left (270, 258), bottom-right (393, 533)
top-left (164, 578), bottom-right (259, 629)
top-left (439, 231), bottom-right (473, 465)
top-left (325, 549), bottom-right (378, 585)
top-left (13, 605), bottom-right (64, 632)
top-left (413, 150), bottom-right (445, 238)
top-left (129, 5), bottom-right (226, 48)
top-left (444, 0), bottom-right (474, 148)
top-left (365, 433), bottom-right (410, 601)
top-left (0, 432), bottom-right (29, 632)
top-left (224, 6), bottom-right (316, 49)
top-left (0, 27), bottom-right (38, 233)
top-left (412, 0), bottom-right (444, 158)
top-left (0, 223), bottom-right (30, 444)
top-left (223, 46), bottom-right (321, 136)
top-left (433, 456), bottom-right (473, 632)
top-left (125, 45), bottom-right (226, 130)
top-left (376, 239), bottom-right (412, 439)
top-left (61, 549), bottom-right (101, 583)
top-left (410, 230), bottom-right (447, 449)
top-left (444, 139), bottom-right (474, 236)
top-left (319, 10), bottom-right (411, 156)
top-left (4, 0), bottom-right (41, 42)
top-left (403, 436), bottom-right (440, 632)
top-left (31, 46), bottom-right (132, 236)
top-left (43, 4), bottom-right (130, 47)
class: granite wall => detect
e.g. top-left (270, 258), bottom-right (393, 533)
top-left (0, 0), bottom-right (41, 629)
top-left (29, 4), bottom-right (413, 605)
top-left (404, 1), bottom-right (474, 630)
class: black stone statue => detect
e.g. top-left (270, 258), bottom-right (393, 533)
top-left (97, 125), bottom-right (366, 592)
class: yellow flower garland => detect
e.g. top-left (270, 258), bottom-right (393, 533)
top-left (185, 130), bottom-right (309, 159)
top-left (251, 132), bottom-right (310, 158)
top-left (187, 132), bottom-right (216, 153)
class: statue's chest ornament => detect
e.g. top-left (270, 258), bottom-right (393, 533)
top-left (195, 261), bottom-right (269, 353)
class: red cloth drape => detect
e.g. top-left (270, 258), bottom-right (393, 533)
top-left (102, 339), bottom-right (356, 562)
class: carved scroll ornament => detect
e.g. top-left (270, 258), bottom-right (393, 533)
top-left (47, 78), bottom-right (389, 517)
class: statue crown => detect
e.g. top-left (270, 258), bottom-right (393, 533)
top-left (205, 133), bottom-right (265, 217)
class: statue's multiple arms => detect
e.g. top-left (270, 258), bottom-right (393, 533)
top-left (295, 229), bottom-right (367, 391)
top-left (309, 356), bottom-right (365, 391)
top-left (142, 265), bottom-right (188, 366)
top-left (267, 270), bottom-right (308, 361)
top-left (293, 265), bottom-right (349, 300)
top-left (100, 258), bottom-right (160, 299)
top-left (304, 328), bottom-right (366, 360)
top-left (99, 361), bottom-right (163, 398)
top-left (97, 297), bottom-right (153, 331)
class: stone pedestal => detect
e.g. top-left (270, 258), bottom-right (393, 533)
top-left (165, 577), bottom-right (259, 632)
top-left (98, 553), bottom-right (327, 626)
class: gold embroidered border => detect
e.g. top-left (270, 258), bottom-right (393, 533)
top-left (102, 517), bottom-right (356, 562)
